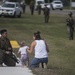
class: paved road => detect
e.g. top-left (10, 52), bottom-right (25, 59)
top-left (0, 67), bottom-right (33, 75)
top-left (0, 62), bottom-right (34, 75)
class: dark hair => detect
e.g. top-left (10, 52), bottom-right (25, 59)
top-left (34, 31), bottom-right (41, 40)
top-left (68, 12), bottom-right (72, 16)
top-left (0, 29), bottom-right (7, 35)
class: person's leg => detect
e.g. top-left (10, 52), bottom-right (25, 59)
top-left (38, 9), bottom-right (41, 15)
top-left (45, 15), bottom-right (47, 23)
top-left (22, 60), bottom-right (26, 67)
top-left (69, 27), bottom-right (73, 40)
top-left (71, 28), bottom-right (74, 40)
top-left (23, 56), bottom-right (29, 67)
top-left (40, 58), bottom-right (48, 68)
top-left (67, 27), bottom-right (71, 40)
top-left (0, 51), bottom-right (5, 66)
top-left (31, 8), bottom-right (34, 15)
top-left (30, 58), bottom-right (40, 68)
top-left (4, 54), bottom-right (16, 66)
top-left (26, 57), bottom-right (29, 67)
top-left (31, 9), bottom-right (33, 15)
top-left (20, 55), bottom-right (25, 67)
top-left (23, 6), bottom-right (25, 13)
top-left (46, 16), bottom-right (48, 23)
top-left (47, 15), bottom-right (49, 23)
top-left (43, 63), bottom-right (47, 68)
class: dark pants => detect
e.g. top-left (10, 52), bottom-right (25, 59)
top-left (22, 6), bottom-right (26, 13)
top-left (38, 9), bottom-right (41, 15)
top-left (67, 26), bottom-right (74, 40)
top-left (44, 15), bottom-right (49, 23)
top-left (0, 51), bottom-right (16, 66)
top-left (30, 7), bottom-right (34, 15)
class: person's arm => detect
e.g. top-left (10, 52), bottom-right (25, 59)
top-left (46, 43), bottom-right (49, 52)
top-left (17, 50), bottom-right (21, 55)
top-left (4, 38), bottom-right (12, 54)
top-left (27, 41), bottom-right (36, 54)
top-left (7, 38), bottom-right (13, 52)
top-left (26, 47), bottom-right (30, 52)
top-left (17, 48), bottom-right (21, 55)
top-left (44, 40), bottom-right (49, 52)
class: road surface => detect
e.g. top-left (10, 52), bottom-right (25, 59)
top-left (0, 62), bottom-right (34, 75)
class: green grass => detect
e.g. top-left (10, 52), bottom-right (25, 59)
top-left (0, 12), bottom-right (75, 75)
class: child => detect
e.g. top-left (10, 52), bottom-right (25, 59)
top-left (18, 41), bottom-right (29, 67)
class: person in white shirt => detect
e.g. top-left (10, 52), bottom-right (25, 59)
top-left (18, 41), bottom-right (29, 67)
top-left (27, 31), bottom-right (49, 68)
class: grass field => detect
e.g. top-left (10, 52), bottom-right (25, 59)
top-left (0, 12), bottom-right (75, 75)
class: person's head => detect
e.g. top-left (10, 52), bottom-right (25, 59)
top-left (0, 29), bottom-right (7, 38)
top-left (20, 40), bottom-right (25, 47)
top-left (68, 12), bottom-right (73, 17)
top-left (33, 31), bottom-right (41, 40)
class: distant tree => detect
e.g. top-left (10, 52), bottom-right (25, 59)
top-left (26, 0), bottom-right (31, 5)
top-left (72, 0), bottom-right (75, 1)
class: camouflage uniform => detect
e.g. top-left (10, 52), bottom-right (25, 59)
top-left (21, 2), bottom-right (26, 13)
top-left (30, 1), bottom-right (34, 15)
top-left (66, 12), bottom-right (74, 40)
top-left (43, 5), bottom-right (50, 23)
top-left (37, 3), bottom-right (41, 15)
top-left (0, 37), bottom-right (16, 66)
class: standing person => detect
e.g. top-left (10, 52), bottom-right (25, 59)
top-left (18, 41), bottom-right (29, 67)
top-left (30, 1), bottom-right (34, 15)
top-left (21, 0), bottom-right (26, 14)
top-left (37, 3), bottom-right (41, 15)
top-left (43, 5), bottom-right (50, 23)
top-left (0, 29), bottom-right (16, 66)
top-left (66, 12), bottom-right (74, 40)
top-left (27, 31), bottom-right (49, 68)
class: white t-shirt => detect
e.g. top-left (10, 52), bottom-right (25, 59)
top-left (18, 46), bottom-right (29, 55)
top-left (34, 40), bottom-right (48, 58)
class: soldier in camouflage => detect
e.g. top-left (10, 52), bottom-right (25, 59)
top-left (66, 12), bottom-right (74, 40)
top-left (37, 2), bottom-right (41, 15)
top-left (43, 5), bottom-right (50, 23)
top-left (0, 29), bottom-right (16, 66)
top-left (30, 1), bottom-right (34, 15)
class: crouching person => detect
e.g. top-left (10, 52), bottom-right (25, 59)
top-left (27, 31), bottom-right (49, 68)
top-left (0, 29), bottom-right (16, 66)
